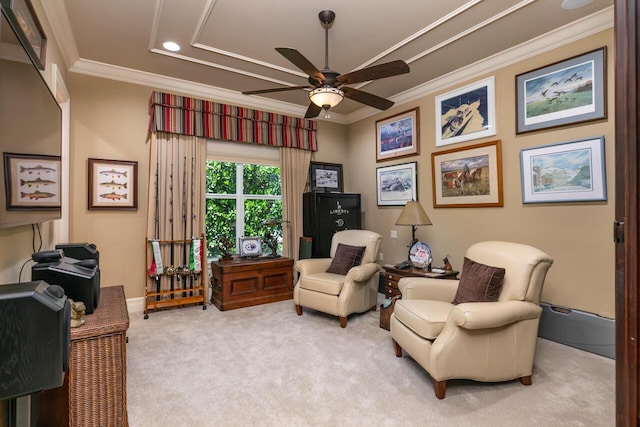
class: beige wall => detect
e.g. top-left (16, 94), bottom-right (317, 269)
top-left (345, 29), bottom-right (615, 318)
top-left (0, 10), bottom-right (615, 320)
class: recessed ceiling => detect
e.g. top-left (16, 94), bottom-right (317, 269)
top-left (43, 0), bottom-right (613, 122)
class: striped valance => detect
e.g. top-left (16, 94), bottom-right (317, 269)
top-left (149, 91), bottom-right (317, 151)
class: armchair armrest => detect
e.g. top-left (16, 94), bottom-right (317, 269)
top-left (295, 258), bottom-right (332, 275)
top-left (449, 300), bottom-right (543, 329)
top-left (345, 263), bottom-right (383, 282)
top-left (398, 277), bottom-right (459, 302)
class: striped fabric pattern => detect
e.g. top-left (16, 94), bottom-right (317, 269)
top-left (149, 91), bottom-right (317, 151)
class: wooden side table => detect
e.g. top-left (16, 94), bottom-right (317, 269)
top-left (210, 257), bottom-right (294, 310)
top-left (380, 265), bottom-right (458, 330)
top-left (38, 285), bottom-right (129, 426)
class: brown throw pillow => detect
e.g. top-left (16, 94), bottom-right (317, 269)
top-left (452, 257), bottom-right (506, 305)
top-left (326, 243), bottom-right (366, 275)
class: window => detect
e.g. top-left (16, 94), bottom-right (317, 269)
top-left (205, 161), bottom-right (282, 259)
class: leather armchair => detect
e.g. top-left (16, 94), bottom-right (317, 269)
top-left (390, 241), bottom-right (553, 399)
top-left (294, 230), bottom-right (383, 327)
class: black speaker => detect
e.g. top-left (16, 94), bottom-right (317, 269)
top-left (54, 242), bottom-right (99, 264)
top-left (31, 257), bottom-right (99, 314)
top-left (0, 281), bottom-right (70, 401)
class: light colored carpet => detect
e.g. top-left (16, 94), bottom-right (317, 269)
top-left (126, 296), bottom-right (615, 426)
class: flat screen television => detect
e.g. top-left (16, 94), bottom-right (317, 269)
top-left (0, 6), bottom-right (62, 228)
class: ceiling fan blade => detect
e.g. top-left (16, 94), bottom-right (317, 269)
top-left (342, 87), bottom-right (394, 110)
top-left (337, 60), bottom-right (410, 85)
top-left (276, 47), bottom-right (326, 82)
top-left (242, 85), bottom-right (311, 95)
top-left (304, 103), bottom-right (322, 119)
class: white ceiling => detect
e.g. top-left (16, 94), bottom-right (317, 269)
top-left (42, 0), bottom-right (613, 123)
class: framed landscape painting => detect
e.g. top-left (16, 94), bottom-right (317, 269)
top-left (375, 108), bottom-right (419, 162)
top-left (520, 136), bottom-right (606, 204)
top-left (376, 161), bottom-right (417, 206)
top-left (435, 76), bottom-right (496, 146)
top-left (431, 140), bottom-right (503, 208)
top-left (309, 161), bottom-right (343, 192)
top-left (516, 47), bottom-right (606, 134)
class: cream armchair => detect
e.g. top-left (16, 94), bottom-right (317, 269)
top-left (294, 230), bottom-right (383, 327)
top-left (390, 241), bottom-right (553, 399)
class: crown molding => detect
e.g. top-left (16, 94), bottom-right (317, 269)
top-left (346, 6), bottom-right (614, 124)
top-left (39, 0), bottom-right (79, 70)
top-left (61, 6), bottom-right (612, 127)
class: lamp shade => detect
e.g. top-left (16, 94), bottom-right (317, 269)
top-left (309, 86), bottom-right (344, 108)
top-left (395, 200), bottom-right (432, 226)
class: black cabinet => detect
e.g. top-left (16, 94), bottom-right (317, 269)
top-left (303, 192), bottom-right (361, 258)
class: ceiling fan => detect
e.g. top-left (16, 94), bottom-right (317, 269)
top-left (242, 10), bottom-right (410, 119)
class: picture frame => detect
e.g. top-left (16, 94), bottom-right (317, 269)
top-left (0, 0), bottom-right (47, 70)
top-left (520, 136), bottom-right (606, 204)
top-left (435, 76), bottom-right (496, 147)
top-left (375, 107), bottom-right (420, 162)
top-left (376, 161), bottom-right (417, 206)
top-left (3, 152), bottom-right (61, 209)
top-left (431, 140), bottom-right (503, 208)
top-left (516, 47), bottom-right (607, 134)
top-left (309, 161), bottom-right (343, 193)
top-left (88, 158), bottom-right (138, 210)
top-left (239, 236), bottom-right (262, 257)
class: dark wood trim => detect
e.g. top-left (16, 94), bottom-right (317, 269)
top-left (614, 1), bottom-right (639, 425)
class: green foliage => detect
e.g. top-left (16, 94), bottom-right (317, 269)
top-left (205, 161), bottom-right (282, 258)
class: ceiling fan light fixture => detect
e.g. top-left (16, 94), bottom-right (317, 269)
top-left (309, 86), bottom-right (344, 108)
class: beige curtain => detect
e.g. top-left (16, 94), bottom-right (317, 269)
top-left (279, 147), bottom-right (311, 260)
top-left (146, 132), bottom-right (207, 296)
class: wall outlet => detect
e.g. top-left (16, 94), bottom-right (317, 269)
top-left (379, 252), bottom-right (383, 261)
top-left (390, 230), bottom-right (397, 239)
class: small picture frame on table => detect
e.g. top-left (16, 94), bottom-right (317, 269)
top-left (309, 161), bottom-right (343, 192)
top-left (239, 236), bottom-right (262, 257)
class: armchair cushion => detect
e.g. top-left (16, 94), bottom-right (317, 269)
top-left (452, 257), bottom-right (505, 305)
top-left (299, 272), bottom-right (345, 296)
top-left (325, 243), bottom-right (366, 275)
top-left (394, 299), bottom-right (453, 339)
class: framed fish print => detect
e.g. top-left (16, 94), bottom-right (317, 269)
top-left (88, 158), bottom-right (138, 210)
top-left (3, 152), bottom-right (61, 209)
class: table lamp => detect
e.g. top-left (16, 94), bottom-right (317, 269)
top-left (395, 200), bottom-right (432, 249)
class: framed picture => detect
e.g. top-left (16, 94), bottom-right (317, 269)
top-left (435, 76), bottom-right (496, 147)
top-left (88, 158), bottom-right (138, 210)
top-left (376, 161), bottom-right (417, 206)
top-left (516, 47), bottom-right (607, 134)
top-left (239, 236), bottom-right (262, 257)
top-left (375, 107), bottom-right (420, 162)
top-left (309, 161), bottom-right (343, 192)
top-left (520, 136), bottom-right (606, 204)
top-left (0, 0), bottom-right (47, 70)
top-left (3, 152), bottom-right (61, 209)
top-left (431, 140), bottom-right (503, 208)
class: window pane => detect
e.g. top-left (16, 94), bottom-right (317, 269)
top-left (243, 164), bottom-right (281, 195)
top-left (244, 199), bottom-right (283, 235)
top-left (205, 198), bottom-right (236, 258)
top-left (206, 161), bottom-right (236, 194)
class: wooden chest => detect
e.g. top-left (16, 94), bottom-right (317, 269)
top-left (210, 257), bottom-right (294, 310)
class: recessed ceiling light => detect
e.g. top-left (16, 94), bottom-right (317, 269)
top-left (162, 41), bottom-right (181, 52)
top-left (561, 0), bottom-right (594, 9)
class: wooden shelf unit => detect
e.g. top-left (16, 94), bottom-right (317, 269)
top-left (144, 235), bottom-right (207, 318)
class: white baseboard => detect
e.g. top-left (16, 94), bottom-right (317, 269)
top-left (126, 296), bottom-right (145, 314)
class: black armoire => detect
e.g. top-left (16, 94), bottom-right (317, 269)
top-left (303, 192), bottom-right (361, 258)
